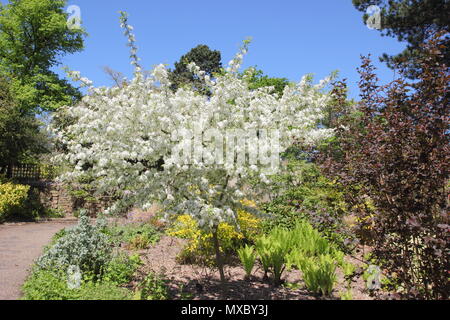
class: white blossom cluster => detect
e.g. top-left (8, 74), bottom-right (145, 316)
top-left (52, 14), bottom-right (334, 230)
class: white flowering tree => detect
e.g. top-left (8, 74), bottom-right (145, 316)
top-left (53, 12), bottom-right (334, 282)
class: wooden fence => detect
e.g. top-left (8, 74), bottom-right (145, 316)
top-left (5, 164), bottom-right (56, 182)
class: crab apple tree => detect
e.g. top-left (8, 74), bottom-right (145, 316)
top-left (53, 13), bottom-right (335, 282)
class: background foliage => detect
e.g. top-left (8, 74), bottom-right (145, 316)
top-left (319, 34), bottom-right (449, 299)
top-left (353, 0), bottom-right (449, 79)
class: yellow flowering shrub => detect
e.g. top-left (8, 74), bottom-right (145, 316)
top-left (167, 201), bottom-right (261, 265)
top-left (0, 183), bottom-right (30, 221)
top-left (237, 200), bottom-right (260, 240)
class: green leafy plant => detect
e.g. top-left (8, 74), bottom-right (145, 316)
top-left (342, 261), bottom-right (356, 288)
top-left (266, 228), bottom-right (292, 285)
top-left (268, 244), bottom-right (288, 286)
top-left (78, 282), bottom-right (133, 300)
top-left (282, 282), bottom-right (302, 290)
top-left (257, 217), bottom-right (354, 297)
top-left (254, 228), bottom-right (291, 285)
top-left (42, 208), bottom-right (65, 219)
top-left (127, 234), bottom-right (151, 250)
top-left (22, 268), bottom-right (81, 300)
top-left (237, 245), bottom-right (257, 279)
top-left (41, 228), bottom-right (68, 252)
top-left (340, 289), bottom-right (353, 300)
top-left (289, 221), bottom-right (335, 257)
top-left (103, 253), bottom-right (142, 285)
top-left (255, 221), bottom-right (343, 287)
top-left (22, 268), bottom-right (133, 300)
top-left (134, 273), bottom-right (169, 300)
top-left (255, 236), bottom-right (273, 280)
top-left (300, 254), bottom-right (337, 296)
top-left (23, 215), bottom-right (146, 300)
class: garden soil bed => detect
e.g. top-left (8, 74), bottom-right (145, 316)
top-left (134, 235), bottom-right (373, 300)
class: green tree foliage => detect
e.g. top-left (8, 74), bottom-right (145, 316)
top-left (0, 0), bottom-right (86, 112)
top-left (242, 67), bottom-right (291, 97)
top-left (169, 44), bottom-right (222, 94)
top-left (353, 0), bottom-right (449, 78)
top-left (0, 76), bottom-right (47, 173)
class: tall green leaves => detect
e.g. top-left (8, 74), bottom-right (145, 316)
top-left (237, 245), bottom-right (256, 279)
top-left (298, 254), bottom-right (337, 296)
top-left (247, 220), bottom-right (342, 294)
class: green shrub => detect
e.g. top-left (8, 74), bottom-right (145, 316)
top-left (103, 253), bottom-right (142, 285)
top-left (50, 228), bottom-right (67, 245)
top-left (263, 228), bottom-right (292, 285)
top-left (42, 208), bottom-right (65, 219)
top-left (0, 182), bottom-right (29, 221)
top-left (0, 182), bottom-right (67, 222)
top-left (262, 157), bottom-right (346, 220)
top-left (127, 234), bottom-right (151, 250)
top-left (268, 244), bottom-right (288, 286)
top-left (254, 227), bottom-right (294, 285)
top-left (342, 261), bottom-right (356, 288)
top-left (237, 245), bottom-right (257, 279)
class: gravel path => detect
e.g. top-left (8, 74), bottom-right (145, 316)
top-left (0, 220), bottom-right (76, 300)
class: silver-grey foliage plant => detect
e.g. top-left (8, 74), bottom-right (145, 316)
top-left (36, 211), bottom-right (112, 275)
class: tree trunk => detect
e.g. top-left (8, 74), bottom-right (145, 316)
top-left (6, 164), bottom-right (12, 179)
top-left (212, 226), bottom-right (225, 283)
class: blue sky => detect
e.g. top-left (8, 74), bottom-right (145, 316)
top-left (60, 0), bottom-right (406, 99)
